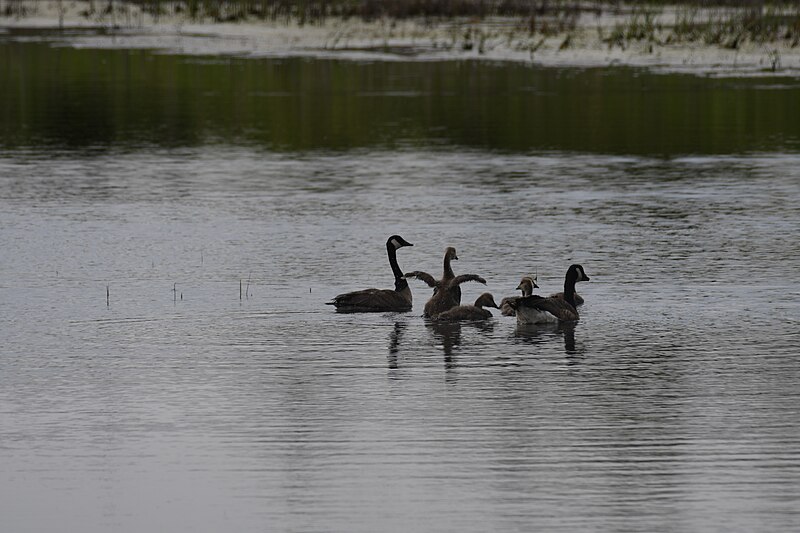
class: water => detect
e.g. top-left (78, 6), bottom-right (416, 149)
top-left (2, 28), bottom-right (800, 532)
top-left (4, 27), bottom-right (800, 154)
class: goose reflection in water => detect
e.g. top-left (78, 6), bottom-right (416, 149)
top-left (385, 319), bottom-right (469, 369)
top-left (427, 319), bottom-right (495, 369)
top-left (387, 321), bottom-right (407, 369)
top-left (513, 321), bottom-right (581, 357)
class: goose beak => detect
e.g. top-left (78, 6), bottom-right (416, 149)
top-left (583, 274), bottom-right (590, 281)
top-left (532, 281), bottom-right (539, 289)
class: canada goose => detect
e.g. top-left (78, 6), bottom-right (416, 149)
top-left (404, 246), bottom-right (486, 317)
top-left (508, 264), bottom-right (590, 324)
top-left (499, 275), bottom-right (539, 316)
top-left (435, 293), bottom-right (500, 321)
top-left (327, 235), bottom-right (414, 313)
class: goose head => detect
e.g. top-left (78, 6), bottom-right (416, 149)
top-left (387, 235), bottom-right (413, 250)
top-left (515, 275), bottom-right (539, 296)
top-left (475, 292), bottom-right (500, 309)
top-left (444, 246), bottom-right (458, 261)
top-left (567, 264), bottom-right (590, 283)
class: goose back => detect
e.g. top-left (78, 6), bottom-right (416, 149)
top-left (330, 286), bottom-right (412, 313)
top-left (549, 291), bottom-right (585, 306)
top-left (435, 293), bottom-right (499, 322)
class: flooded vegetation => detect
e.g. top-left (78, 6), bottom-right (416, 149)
top-left (2, 22), bottom-right (800, 533)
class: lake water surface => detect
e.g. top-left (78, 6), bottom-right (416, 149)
top-left (1, 27), bottom-right (800, 532)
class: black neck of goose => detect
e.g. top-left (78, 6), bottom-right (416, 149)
top-left (388, 244), bottom-right (407, 292)
top-left (563, 275), bottom-right (577, 308)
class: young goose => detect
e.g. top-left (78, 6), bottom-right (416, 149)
top-left (404, 246), bottom-right (458, 295)
top-left (500, 275), bottom-right (539, 316)
top-left (508, 264), bottom-right (590, 324)
top-left (435, 293), bottom-right (500, 322)
top-left (404, 246), bottom-right (486, 317)
top-left (327, 235), bottom-right (414, 313)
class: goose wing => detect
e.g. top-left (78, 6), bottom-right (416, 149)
top-left (404, 271), bottom-right (439, 288)
top-left (549, 291), bottom-right (585, 306)
top-left (435, 305), bottom-right (492, 322)
top-left (499, 296), bottom-right (519, 316)
top-left (514, 295), bottom-right (579, 321)
top-left (328, 288), bottom-right (411, 313)
top-left (450, 274), bottom-right (486, 286)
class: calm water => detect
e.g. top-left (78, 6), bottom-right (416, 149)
top-left (2, 28), bottom-right (800, 532)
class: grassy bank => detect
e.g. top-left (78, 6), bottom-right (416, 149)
top-left (2, 1), bottom-right (799, 74)
top-left (3, 1), bottom-right (799, 50)
top-left (25, 1), bottom-right (788, 22)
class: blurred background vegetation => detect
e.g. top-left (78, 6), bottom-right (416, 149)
top-left (0, 1), bottom-right (791, 22)
top-left (3, 1), bottom-right (797, 49)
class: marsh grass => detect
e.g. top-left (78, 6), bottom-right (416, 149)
top-left (604, 4), bottom-right (800, 49)
top-left (3, 0), bottom-right (29, 16)
top-left (4, 0), bottom-right (800, 52)
top-left (61, 1), bottom-right (798, 49)
top-left (101, 1), bottom-right (609, 24)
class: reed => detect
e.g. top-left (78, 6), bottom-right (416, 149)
top-left (3, 0), bottom-right (29, 16)
top-left (49, 1), bottom-right (796, 50)
top-left (114, 1), bottom-right (794, 22)
top-left (607, 3), bottom-right (800, 49)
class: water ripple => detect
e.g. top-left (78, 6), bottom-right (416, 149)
top-left (2, 148), bottom-right (800, 532)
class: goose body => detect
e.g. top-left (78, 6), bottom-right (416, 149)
top-left (500, 276), bottom-right (539, 316)
top-left (509, 265), bottom-right (590, 324)
top-left (327, 235), bottom-right (414, 313)
top-left (405, 246), bottom-right (486, 318)
top-left (549, 291), bottom-right (585, 306)
top-left (435, 293), bottom-right (499, 322)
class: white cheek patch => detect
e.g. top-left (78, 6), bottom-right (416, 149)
top-left (390, 238), bottom-right (401, 249)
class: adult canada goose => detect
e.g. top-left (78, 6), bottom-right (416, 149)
top-left (435, 293), bottom-right (500, 322)
top-left (327, 235), bottom-right (414, 313)
top-left (508, 264), bottom-right (590, 324)
top-left (499, 275), bottom-right (539, 316)
top-left (404, 246), bottom-right (486, 317)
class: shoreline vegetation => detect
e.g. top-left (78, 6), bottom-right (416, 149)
top-left (2, 1), bottom-right (799, 75)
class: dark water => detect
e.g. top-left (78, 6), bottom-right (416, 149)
top-left (3, 28), bottom-right (800, 154)
top-left (1, 28), bottom-right (800, 532)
